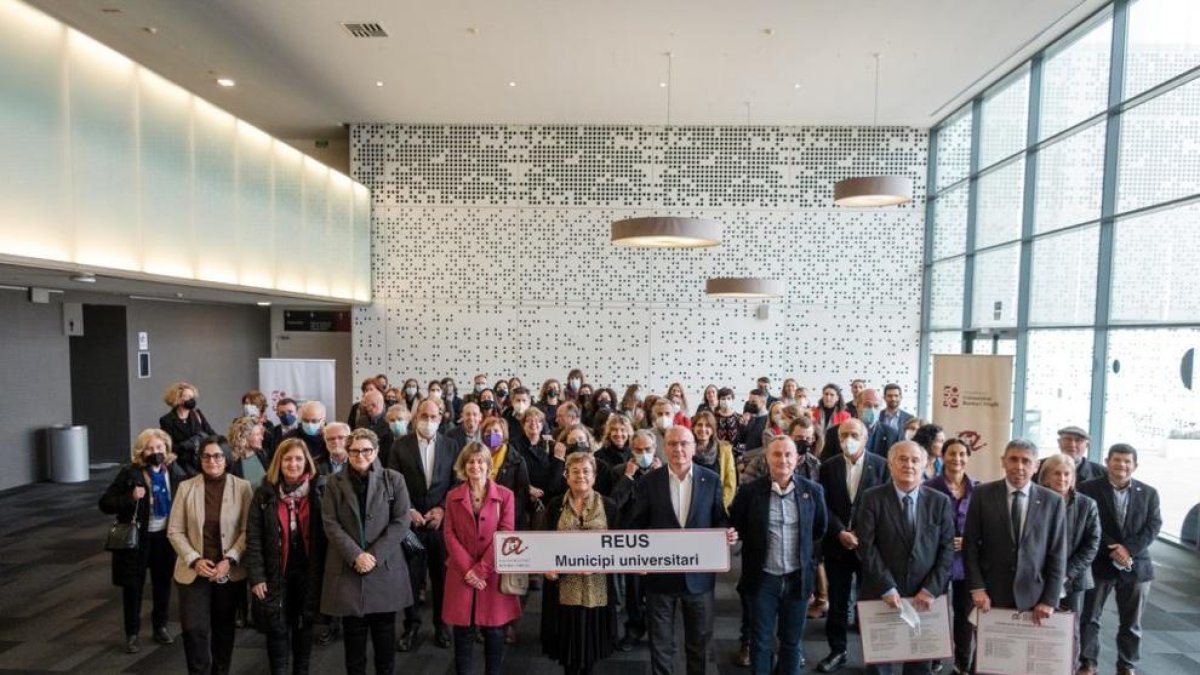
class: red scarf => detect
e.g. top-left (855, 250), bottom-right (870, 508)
top-left (276, 477), bottom-right (312, 572)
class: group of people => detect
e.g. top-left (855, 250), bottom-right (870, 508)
top-left (98, 372), bottom-right (1161, 675)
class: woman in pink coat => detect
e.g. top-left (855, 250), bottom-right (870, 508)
top-left (443, 442), bottom-right (522, 675)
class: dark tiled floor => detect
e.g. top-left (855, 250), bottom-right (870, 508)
top-left (1, 470), bottom-right (1197, 674)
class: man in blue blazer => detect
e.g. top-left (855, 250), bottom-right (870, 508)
top-left (730, 436), bottom-right (827, 675)
top-left (964, 439), bottom-right (1066, 622)
top-left (384, 398), bottom-right (463, 650)
top-left (816, 419), bottom-right (890, 673)
top-left (630, 426), bottom-right (737, 675)
top-left (1077, 444), bottom-right (1162, 675)
top-left (856, 440), bottom-right (956, 675)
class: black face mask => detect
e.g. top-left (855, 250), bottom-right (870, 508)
top-left (567, 442), bottom-right (591, 455)
top-left (146, 453), bottom-right (165, 467)
top-left (496, 388), bottom-right (508, 398)
top-left (745, 402), bottom-right (760, 415)
top-left (547, 389), bottom-right (560, 398)
top-left (182, 399), bottom-right (197, 410)
top-left (385, 398), bottom-right (399, 407)
top-left (480, 400), bottom-right (496, 412)
top-left (794, 440), bottom-right (813, 455)
top-left (596, 400), bottom-right (611, 409)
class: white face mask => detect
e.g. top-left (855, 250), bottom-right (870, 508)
top-left (718, 399), bottom-right (732, 412)
top-left (512, 401), bottom-right (530, 415)
top-left (670, 402), bottom-right (681, 415)
top-left (842, 438), bottom-right (862, 456)
top-left (904, 429), bottom-right (916, 441)
top-left (656, 415), bottom-right (674, 431)
top-left (569, 378), bottom-right (581, 389)
top-left (242, 404), bottom-right (259, 418)
top-left (773, 415), bottom-right (786, 427)
top-left (429, 390), bottom-right (442, 400)
top-left (421, 420), bottom-right (439, 438)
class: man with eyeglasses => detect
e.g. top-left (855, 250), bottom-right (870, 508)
top-left (320, 422), bottom-right (352, 476)
top-left (385, 398), bottom-right (463, 651)
top-left (630, 426), bottom-right (738, 675)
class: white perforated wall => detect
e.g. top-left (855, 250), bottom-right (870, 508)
top-left (351, 124), bottom-right (928, 402)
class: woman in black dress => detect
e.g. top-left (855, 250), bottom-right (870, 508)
top-left (158, 381), bottom-right (215, 476)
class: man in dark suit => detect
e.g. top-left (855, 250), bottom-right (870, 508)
top-left (384, 398), bottom-right (463, 650)
top-left (1077, 444), bottom-right (1162, 675)
top-left (964, 439), bottom-right (1066, 622)
top-left (877, 384), bottom-right (914, 439)
top-left (816, 419), bottom-right (890, 673)
top-left (730, 436), bottom-right (827, 675)
top-left (630, 426), bottom-right (737, 675)
top-left (735, 388), bottom-right (770, 454)
top-left (856, 440), bottom-right (955, 675)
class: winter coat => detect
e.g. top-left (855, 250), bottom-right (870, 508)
top-left (441, 481), bottom-right (523, 627)
top-left (98, 462), bottom-right (186, 587)
top-left (244, 477), bottom-right (328, 633)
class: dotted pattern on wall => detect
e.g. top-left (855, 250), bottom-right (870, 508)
top-left (352, 124), bottom-right (928, 403)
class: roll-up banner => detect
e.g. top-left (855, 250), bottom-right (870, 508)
top-left (931, 354), bottom-right (1014, 483)
top-left (258, 358), bottom-right (338, 424)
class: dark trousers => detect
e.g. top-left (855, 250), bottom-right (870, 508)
top-left (825, 554), bottom-right (859, 653)
top-left (1060, 588), bottom-right (1085, 669)
top-left (343, 612), bottom-right (396, 675)
top-left (750, 572), bottom-right (809, 675)
top-left (177, 577), bottom-right (239, 675)
top-left (623, 573), bottom-right (647, 638)
top-left (121, 530), bottom-right (175, 636)
top-left (949, 579), bottom-right (975, 670)
top-left (404, 527), bottom-right (447, 629)
top-left (1080, 577), bottom-right (1150, 671)
top-left (645, 590), bottom-right (713, 675)
top-left (739, 587), bottom-right (751, 646)
top-left (266, 571), bottom-right (313, 675)
top-left (453, 625), bottom-right (504, 675)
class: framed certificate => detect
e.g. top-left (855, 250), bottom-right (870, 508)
top-left (975, 609), bottom-right (1075, 675)
top-left (857, 595), bottom-right (954, 664)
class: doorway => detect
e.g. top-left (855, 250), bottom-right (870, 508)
top-left (69, 304), bottom-right (131, 464)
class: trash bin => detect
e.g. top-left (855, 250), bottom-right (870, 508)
top-left (48, 424), bottom-right (89, 483)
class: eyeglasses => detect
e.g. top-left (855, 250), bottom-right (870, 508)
top-left (200, 453), bottom-right (225, 462)
top-left (347, 448), bottom-right (376, 457)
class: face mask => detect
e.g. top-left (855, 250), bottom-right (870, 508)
top-left (483, 430), bottom-right (503, 450)
top-left (182, 399), bottom-right (197, 410)
top-left (773, 415), bottom-right (786, 427)
top-left (745, 402), bottom-right (760, 415)
top-left (421, 420), bottom-right (439, 437)
top-left (794, 440), bottom-right (812, 455)
top-left (302, 421), bottom-right (322, 436)
top-left (634, 391), bottom-right (645, 402)
top-left (568, 442), bottom-right (590, 455)
top-left (385, 398), bottom-right (399, 407)
top-left (904, 429), bottom-right (916, 441)
top-left (404, 386), bottom-right (417, 397)
top-left (480, 400), bottom-right (496, 412)
top-left (635, 452), bottom-right (654, 468)
top-left (547, 388), bottom-right (560, 398)
top-left (842, 438), bottom-right (862, 456)
top-left (512, 402), bottom-right (529, 415)
top-left (474, 383), bottom-right (485, 393)
top-left (569, 378), bottom-right (581, 389)
top-left (670, 402), bottom-right (681, 415)
top-left (429, 390), bottom-right (442, 399)
top-left (146, 453), bottom-right (165, 467)
top-left (243, 404), bottom-right (259, 417)
top-left (389, 420), bottom-right (408, 436)
top-left (861, 408), bottom-right (878, 426)
top-left (596, 399), bottom-right (611, 409)
top-left (655, 415), bottom-right (673, 431)
top-left (719, 399), bottom-right (732, 412)
top-left (280, 412), bottom-right (297, 427)
top-left (496, 387), bottom-right (508, 397)
top-left (797, 398), bottom-right (810, 409)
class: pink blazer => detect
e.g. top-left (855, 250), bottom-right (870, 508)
top-left (441, 480), bottom-right (522, 627)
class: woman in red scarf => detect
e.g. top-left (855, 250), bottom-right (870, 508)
top-left (245, 438), bottom-right (328, 675)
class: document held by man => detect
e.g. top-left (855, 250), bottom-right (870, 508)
top-left (975, 609), bottom-right (1075, 675)
top-left (492, 529), bottom-right (730, 574)
top-left (857, 595), bottom-right (954, 664)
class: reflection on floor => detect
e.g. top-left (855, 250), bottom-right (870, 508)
top-left (1, 470), bottom-right (1198, 674)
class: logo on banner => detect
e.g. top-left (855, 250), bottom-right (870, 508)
top-left (942, 386), bottom-right (960, 408)
top-left (957, 430), bottom-right (988, 455)
top-left (500, 536), bottom-right (528, 556)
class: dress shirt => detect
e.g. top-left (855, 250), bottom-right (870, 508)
top-left (1005, 480), bottom-right (1031, 537)
top-left (418, 435), bottom-right (436, 487)
top-left (765, 480), bottom-right (800, 576)
top-left (846, 452), bottom-right (866, 502)
top-left (668, 466), bottom-right (693, 527)
top-left (1111, 481), bottom-right (1131, 526)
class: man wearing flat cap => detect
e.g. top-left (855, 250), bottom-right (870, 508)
top-left (1057, 426), bottom-right (1107, 483)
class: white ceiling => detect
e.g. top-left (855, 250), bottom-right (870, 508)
top-left (23, 0), bottom-right (1108, 139)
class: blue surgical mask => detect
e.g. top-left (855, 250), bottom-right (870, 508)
top-left (302, 421), bottom-right (322, 436)
top-left (861, 408), bottom-right (879, 426)
top-left (280, 412), bottom-right (297, 427)
top-left (389, 420), bottom-right (408, 436)
top-left (635, 452), bottom-right (654, 469)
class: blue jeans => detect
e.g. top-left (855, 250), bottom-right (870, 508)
top-left (751, 572), bottom-right (809, 675)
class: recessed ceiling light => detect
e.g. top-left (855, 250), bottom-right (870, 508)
top-left (256, 301), bottom-right (272, 307)
top-left (70, 273), bottom-right (96, 284)
top-left (375, 80), bottom-right (384, 87)
top-left (467, 26), bottom-right (479, 35)
top-left (142, 26), bottom-right (158, 35)
top-left (216, 77), bottom-right (236, 87)
top-left (508, 81), bottom-right (517, 87)
top-left (659, 81), bottom-right (668, 88)
top-left (794, 83), bottom-right (802, 89)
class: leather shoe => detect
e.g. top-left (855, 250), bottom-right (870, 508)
top-left (434, 625), bottom-right (452, 648)
top-left (617, 633), bottom-right (641, 652)
top-left (932, 661), bottom-right (944, 673)
top-left (1076, 663), bottom-right (1096, 675)
top-left (816, 651), bottom-right (847, 673)
top-left (125, 634), bottom-right (140, 654)
top-left (737, 642), bottom-right (751, 667)
top-left (807, 600), bottom-right (829, 619)
top-left (397, 624), bottom-right (420, 652)
top-left (152, 626), bottom-right (173, 645)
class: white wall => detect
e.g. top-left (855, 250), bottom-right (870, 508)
top-left (351, 124), bottom-right (928, 404)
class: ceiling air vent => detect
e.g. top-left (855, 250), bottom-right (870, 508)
top-left (341, 22), bottom-right (388, 38)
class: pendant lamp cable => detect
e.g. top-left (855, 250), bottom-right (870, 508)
top-left (872, 52), bottom-right (881, 126)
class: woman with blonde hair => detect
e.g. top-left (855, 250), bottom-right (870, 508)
top-left (99, 428), bottom-right (186, 653)
top-left (159, 381), bottom-right (216, 476)
top-left (228, 416), bottom-right (268, 488)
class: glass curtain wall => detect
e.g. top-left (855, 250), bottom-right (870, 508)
top-left (920, 0), bottom-right (1200, 543)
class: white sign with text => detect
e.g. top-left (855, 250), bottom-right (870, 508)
top-left (492, 529), bottom-right (730, 574)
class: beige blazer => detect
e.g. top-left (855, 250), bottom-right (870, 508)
top-left (168, 473), bottom-right (253, 584)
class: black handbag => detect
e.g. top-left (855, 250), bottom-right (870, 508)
top-left (104, 500), bottom-right (140, 551)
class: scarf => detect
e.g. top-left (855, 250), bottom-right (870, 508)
top-left (694, 439), bottom-right (718, 467)
top-left (149, 467), bottom-right (171, 519)
top-left (489, 443), bottom-right (508, 481)
top-left (276, 477), bottom-right (312, 572)
top-left (556, 491), bottom-right (608, 608)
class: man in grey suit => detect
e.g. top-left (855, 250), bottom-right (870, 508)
top-left (856, 440), bottom-right (955, 675)
top-left (964, 439), bottom-right (1066, 624)
top-left (1077, 444), bottom-right (1162, 675)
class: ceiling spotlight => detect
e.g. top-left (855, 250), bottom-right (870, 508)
top-left (507, 81), bottom-right (517, 87)
top-left (375, 80), bottom-right (384, 87)
top-left (142, 26), bottom-right (158, 35)
top-left (70, 273), bottom-right (96, 284)
top-left (256, 301), bottom-right (272, 307)
top-left (216, 77), bottom-right (236, 87)
top-left (794, 83), bottom-right (802, 89)
top-left (659, 81), bottom-right (668, 88)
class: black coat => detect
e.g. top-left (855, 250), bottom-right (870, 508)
top-left (98, 463), bottom-right (186, 587)
top-left (855, 484), bottom-right (955, 599)
top-left (818, 452), bottom-right (890, 565)
top-left (1063, 491), bottom-right (1101, 594)
top-left (1078, 477), bottom-right (1162, 583)
top-left (244, 478), bottom-right (328, 633)
top-left (493, 444), bottom-right (532, 527)
top-left (729, 474), bottom-right (826, 595)
top-left (158, 410), bottom-right (215, 476)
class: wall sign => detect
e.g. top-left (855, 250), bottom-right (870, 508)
top-left (283, 310), bottom-right (351, 333)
